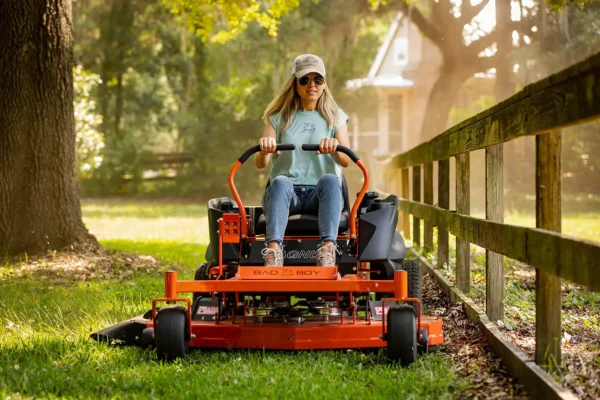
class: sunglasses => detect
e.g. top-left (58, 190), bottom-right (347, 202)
top-left (298, 75), bottom-right (325, 86)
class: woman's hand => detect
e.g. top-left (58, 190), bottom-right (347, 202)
top-left (259, 137), bottom-right (280, 155)
top-left (317, 138), bottom-right (338, 154)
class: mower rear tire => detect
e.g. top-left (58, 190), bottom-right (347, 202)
top-left (192, 262), bottom-right (211, 304)
top-left (387, 304), bottom-right (417, 366)
top-left (155, 307), bottom-right (189, 362)
top-left (402, 260), bottom-right (422, 315)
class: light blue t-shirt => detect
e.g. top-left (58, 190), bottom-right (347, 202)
top-left (268, 109), bottom-right (349, 186)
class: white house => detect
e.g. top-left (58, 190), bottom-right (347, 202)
top-left (346, 12), bottom-right (443, 157)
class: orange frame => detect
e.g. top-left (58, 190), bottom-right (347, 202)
top-left (150, 148), bottom-right (444, 350)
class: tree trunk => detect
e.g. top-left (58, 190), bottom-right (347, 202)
top-left (114, 72), bottom-right (124, 138)
top-left (418, 63), bottom-right (470, 141)
top-left (0, 0), bottom-right (97, 255)
top-left (495, 0), bottom-right (513, 102)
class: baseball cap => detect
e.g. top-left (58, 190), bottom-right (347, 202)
top-left (291, 54), bottom-right (326, 78)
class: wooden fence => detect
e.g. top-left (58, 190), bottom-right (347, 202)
top-left (385, 53), bottom-right (600, 398)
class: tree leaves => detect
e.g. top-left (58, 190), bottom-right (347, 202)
top-left (164, 0), bottom-right (300, 43)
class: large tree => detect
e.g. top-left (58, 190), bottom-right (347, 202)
top-left (0, 0), bottom-right (96, 255)
top-left (388, 0), bottom-right (511, 140)
top-left (0, 0), bottom-right (307, 255)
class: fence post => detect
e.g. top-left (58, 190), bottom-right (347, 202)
top-left (486, 144), bottom-right (504, 322)
top-left (535, 130), bottom-right (562, 366)
top-left (456, 153), bottom-right (470, 293)
top-left (423, 163), bottom-right (434, 251)
top-left (412, 165), bottom-right (421, 246)
top-left (394, 169), bottom-right (403, 232)
top-left (401, 168), bottom-right (411, 240)
top-left (437, 159), bottom-right (450, 269)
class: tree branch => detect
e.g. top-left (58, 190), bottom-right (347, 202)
top-left (396, 2), bottom-right (446, 50)
top-left (467, 29), bottom-right (498, 56)
top-left (460, 0), bottom-right (493, 25)
top-left (511, 19), bottom-right (537, 35)
top-left (472, 54), bottom-right (498, 73)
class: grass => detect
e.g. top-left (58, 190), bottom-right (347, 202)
top-left (0, 200), bottom-right (465, 399)
top-left (82, 199), bottom-right (210, 244)
top-left (472, 210), bottom-right (600, 243)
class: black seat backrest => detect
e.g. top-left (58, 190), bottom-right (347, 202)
top-left (264, 174), bottom-right (350, 212)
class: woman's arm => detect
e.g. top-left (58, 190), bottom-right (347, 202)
top-left (332, 124), bottom-right (351, 168)
top-left (255, 120), bottom-right (278, 169)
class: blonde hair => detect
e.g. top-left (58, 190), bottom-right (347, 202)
top-left (262, 76), bottom-right (340, 132)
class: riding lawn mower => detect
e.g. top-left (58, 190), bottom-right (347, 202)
top-left (92, 144), bottom-right (444, 366)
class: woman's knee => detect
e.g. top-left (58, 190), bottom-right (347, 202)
top-left (317, 174), bottom-right (338, 188)
top-left (271, 175), bottom-right (294, 191)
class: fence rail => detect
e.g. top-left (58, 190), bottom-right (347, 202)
top-left (391, 53), bottom-right (600, 169)
top-left (385, 52), bottom-right (600, 399)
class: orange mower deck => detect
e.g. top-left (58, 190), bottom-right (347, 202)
top-left (149, 268), bottom-right (444, 350)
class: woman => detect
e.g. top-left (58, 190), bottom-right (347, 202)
top-left (255, 54), bottom-right (351, 267)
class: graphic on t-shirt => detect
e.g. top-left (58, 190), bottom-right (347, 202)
top-left (301, 123), bottom-right (316, 133)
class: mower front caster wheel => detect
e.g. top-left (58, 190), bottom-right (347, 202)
top-left (386, 304), bottom-right (417, 366)
top-left (141, 327), bottom-right (155, 350)
top-left (155, 307), bottom-right (189, 361)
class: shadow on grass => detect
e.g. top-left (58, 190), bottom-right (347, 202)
top-left (0, 241), bottom-right (206, 286)
top-left (100, 239), bottom-right (207, 272)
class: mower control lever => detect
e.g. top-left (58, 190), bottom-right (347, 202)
top-left (238, 144), bottom-right (296, 164)
top-left (301, 144), bottom-right (359, 163)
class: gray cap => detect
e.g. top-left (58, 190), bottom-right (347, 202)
top-left (291, 54), bottom-right (326, 78)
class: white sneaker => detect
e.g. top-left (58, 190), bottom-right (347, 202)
top-left (316, 243), bottom-right (337, 267)
top-left (261, 247), bottom-right (283, 267)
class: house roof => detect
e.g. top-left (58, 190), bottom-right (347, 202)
top-left (346, 12), bottom-right (413, 90)
top-left (368, 12), bottom-right (404, 79)
top-left (346, 75), bottom-right (414, 90)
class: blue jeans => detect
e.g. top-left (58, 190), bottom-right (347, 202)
top-left (262, 174), bottom-right (343, 245)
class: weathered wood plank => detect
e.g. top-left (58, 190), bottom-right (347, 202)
top-left (535, 131), bottom-right (562, 366)
top-left (414, 250), bottom-right (579, 400)
top-left (423, 163), bottom-right (434, 251)
top-left (437, 159), bottom-right (450, 269)
top-left (412, 165), bottom-right (421, 246)
top-left (486, 144), bottom-right (504, 322)
top-left (401, 168), bottom-right (411, 240)
top-left (394, 169), bottom-right (403, 233)
top-left (456, 153), bottom-right (470, 293)
top-left (397, 199), bottom-right (600, 291)
top-left (393, 53), bottom-right (600, 169)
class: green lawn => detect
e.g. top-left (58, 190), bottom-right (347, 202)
top-left (473, 210), bottom-right (600, 243)
top-left (0, 201), bottom-right (465, 399)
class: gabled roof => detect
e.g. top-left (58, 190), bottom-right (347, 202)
top-left (346, 12), bottom-right (414, 90)
top-left (367, 12), bottom-right (404, 79)
top-left (346, 75), bottom-right (413, 90)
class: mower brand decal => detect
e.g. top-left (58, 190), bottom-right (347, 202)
top-left (374, 306), bottom-right (390, 316)
top-left (196, 306), bottom-right (219, 315)
top-left (253, 269), bottom-right (320, 276)
top-left (285, 250), bottom-right (316, 259)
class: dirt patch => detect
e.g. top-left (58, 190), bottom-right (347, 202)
top-left (0, 245), bottom-right (164, 281)
top-left (432, 248), bottom-right (599, 400)
top-left (422, 274), bottom-right (530, 399)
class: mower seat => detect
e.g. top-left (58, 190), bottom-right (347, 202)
top-left (254, 211), bottom-right (349, 236)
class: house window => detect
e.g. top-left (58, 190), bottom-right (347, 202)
top-left (393, 37), bottom-right (408, 67)
top-left (389, 95), bottom-right (403, 133)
